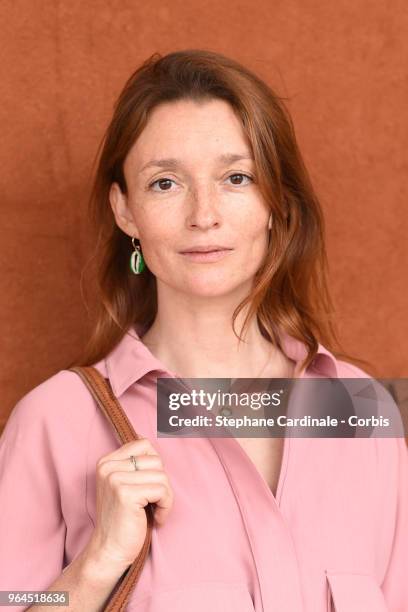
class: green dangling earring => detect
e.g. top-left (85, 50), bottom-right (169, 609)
top-left (130, 237), bottom-right (146, 274)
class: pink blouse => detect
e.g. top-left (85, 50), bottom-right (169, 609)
top-left (0, 324), bottom-right (406, 611)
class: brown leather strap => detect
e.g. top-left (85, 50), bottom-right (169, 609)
top-left (69, 365), bottom-right (154, 611)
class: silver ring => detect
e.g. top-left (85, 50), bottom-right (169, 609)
top-left (129, 455), bottom-right (139, 471)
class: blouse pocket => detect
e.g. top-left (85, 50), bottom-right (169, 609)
top-left (126, 581), bottom-right (255, 611)
top-left (326, 570), bottom-right (388, 612)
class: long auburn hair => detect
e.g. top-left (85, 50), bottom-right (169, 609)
top-left (72, 49), bottom-right (372, 374)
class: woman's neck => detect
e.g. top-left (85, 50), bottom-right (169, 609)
top-left (139, 302), bottom-right (295, 380)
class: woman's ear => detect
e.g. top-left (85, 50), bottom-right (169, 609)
top-left (109, 182), bottom-right (140, 238)
top-left (268, 212), bottom-right (273, 230)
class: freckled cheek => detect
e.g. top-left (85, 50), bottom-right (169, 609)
top-left (140, 236), bottom-right (179, 272)
top-left (234, 230), bottom-right (269, 276)
top-left (236, 218), bottom-right (269, 251)
top-left (140, 209), bottom-right (183, 252)
top-left (134, 212), bottom-right (176, 254)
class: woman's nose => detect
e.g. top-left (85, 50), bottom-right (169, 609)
top-left (185, 182), bottom-right (221, 229)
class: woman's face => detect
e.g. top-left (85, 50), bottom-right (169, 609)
top-left (110, 98), bottom-right (272, 299)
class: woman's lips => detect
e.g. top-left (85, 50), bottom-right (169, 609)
top-left (180, 249), bottom-right (233, 262)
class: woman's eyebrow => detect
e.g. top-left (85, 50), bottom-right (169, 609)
top-left (140, 152), bottom-right (254, 173)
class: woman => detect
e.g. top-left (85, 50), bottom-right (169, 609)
top-left (0, 49), bottom-right (406, 611)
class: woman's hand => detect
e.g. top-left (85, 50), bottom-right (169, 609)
top-left (85, 438), bottom-right (174, 572)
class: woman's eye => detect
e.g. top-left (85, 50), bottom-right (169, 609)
top-left (149, 178), bottom-right (176, 192)
top-left (226, 173), bottom-right (253, 186)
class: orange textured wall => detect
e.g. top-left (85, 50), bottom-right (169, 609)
top-left (1, 1), bottom-right (407, 432)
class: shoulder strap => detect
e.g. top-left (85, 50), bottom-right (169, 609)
top-left (69, 365), bottom-right (154, 612)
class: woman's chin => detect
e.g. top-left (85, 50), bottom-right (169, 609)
top-left (174, 279), bottom-right (250, 299)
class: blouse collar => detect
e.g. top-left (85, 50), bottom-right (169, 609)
top-left (104, 322), bottom-right (339, 399)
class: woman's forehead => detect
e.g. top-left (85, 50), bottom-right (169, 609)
top-left (125, 99), bottom-right (253, 171)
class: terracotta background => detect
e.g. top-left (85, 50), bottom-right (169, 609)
top-left (1, 1), bottom-right (407, 434)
